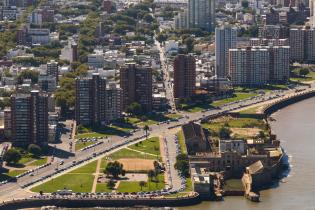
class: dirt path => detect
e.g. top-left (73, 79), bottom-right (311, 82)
top-left (91, 158), bottom-right (102, 193)
top-left (125, 147), bottom-right (159, 157)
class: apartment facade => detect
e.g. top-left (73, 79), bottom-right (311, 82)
top-left (173, 54), bottom-right (196, 99)
top-left (75, 73), bottom-right (107, 126)
top-left (10, 90), bottom-right (49, 146)
top-left (228, 47), bottom-right (269, 86)
top-left (289, 28), bottom-right (315, 63)
top-left (215, 26), bottom-right (237, 78)
top-left (120, 64), bottom-right (152, 113)
top-left (188, 0), bottom-right (215, 32)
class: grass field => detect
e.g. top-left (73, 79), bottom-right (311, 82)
top-left (177, 130), bottom-right (187, 154)
top-left (211, 92), bottom-right (257, 107)
top-left (28, 157), bottom-right (48, 166)
top-left (95, 183), bottom-right (112, 193)
top-left (108, 148), bottom-right (158, 160)
top-left (7, 170), bottom-right (27, 177)
top-left (76, 124), bottom-right (133, 139)
top-left (202, 116), bottom-right (266, 139)
top-left (71, 161), bottom-right (97, 174)
top-left (117, 174), bottom-right (165, 193)
top-left (76, 132), bottom-right (109, 139)
top-left (30, 137), bottom-right (162, 194)
top-left (128, 137), bottom-right (160, 156)
top-left (31, 161), bottom-right (98, 193)
top-left (31, 173), bottom-right (94, 193)
top-left (75, 141), bottom-right (96, 151)
top-left (291, 68), bottom-right (315, 82)
top-left (238, 106), bottom-right (261, 115)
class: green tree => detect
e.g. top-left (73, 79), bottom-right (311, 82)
top-left (148, 169), bottom-right (155, 181)
top-left (104, 161), bottom-right (125, 178)
top-left (17, 69), bottom-right (39, 84)
top-left (107, 179), bottom-right (116, 189)
top-left (0, 97), bottom-right (11, 109)
top-left (183, 37), bottom-right (194, 53)
top-left (299, 68), bottom-right (310, 77)
top-left (242, 0), bottom-right (249, 8)
top-left (3, 148), bottom-right (21, 164)
top-left (28, 144), bottom-right (42, 157)
top-left (174, 154), bottom-right (190, 177)
top-left (143, 125), bottom-right (150, 139)
top-left (219, 126), bottom-right (232, 139)
top-left (126, 102), bottom-right (142, 115)
top-left (139, 181), bottom-right (147, 190)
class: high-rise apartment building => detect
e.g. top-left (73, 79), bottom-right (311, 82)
top-left (289, 28), bottom-right (315, 62)
top-left (105, 83), bottom-right (123, 122)
top-left (269, 46), bottom-right (290, 82)
top-left (47, 60), bottom-right (58, 82)
top-left (249, 39), bottom-right (290, 82)
top-left (228, 45), bottom-right (290, 85)
top-left (10, 90), bottom-right (48, 146)
top-left (75, 73), bottom-right (107, 126)
top-left (310, 0), bottom-right (315, 27)
top-left (188, 0), bottom-right (215, 32)
top-left (258, 25), bottom-right (289, 39)
top-left (289, 28), bottom-right (304, 62)
top-left (120, 64), bottom-right (152, 113)
top-left (215, 26), bottom-right (237, 78)
top-left (228, 47), bottom-right (270, 86)
top-left (173, 54), bottom-right (196, 99)
top-left (71, 43), bottom-right (78, 62)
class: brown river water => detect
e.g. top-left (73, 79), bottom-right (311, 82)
top-left (32, 97), bottom-right (315, 210)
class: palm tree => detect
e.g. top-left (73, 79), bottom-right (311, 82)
top-left (148, 170), bottom-right (155, 182)
top-left (139, 181), bottom-right (146, 191)
top-left (143, 125), bottom-right (149, 139)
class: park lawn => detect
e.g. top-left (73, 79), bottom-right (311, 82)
top-left (7, 170), bottom-right (28, 177)
top-left (126, 116), bottom-right (157, 126)
top-left (117, 174), bottom-right (165, 193)
top-left (179, 103), bottom-right (205, 113)
top-left (126, 117), bottom-right (141, 124)
top-left (75, 141), bottom-right (96, 151)
top-left (108, 148), bottom-right (157, 160)
top-left (228, 117), bottom-right (265, 129)
top-left (165, 113), bottom-right (182, 119)
top-left (95, 183), bottom-right (112, 193)
top-left (202, 117), bottom-right (266, 137)
top-left (28, 157), bottom-right (48, 166)
top-left (185, 178), bottom-right (193, 192)
top-left (128, 137), bottom-right (160, 156)
top-left (70, 160), bottom-right (97, 174)
top-left (291, 69), bottom-right (315, 82)
top-left (138, 120), bottom-right (158, 127)
top-left (31, 173), bottom-right (94, 193)
top-left (76, 132), bottom-right (109, 139)
top-left (100, 158), bottom-right (107, 169)
top-left (239, 106), bottom-right (260, 114)
top-left (211, 92), bottom-right (257, 107)
top-left (110, 125), bottom-right (133, 133)
top-left (18, 156), bottom-right (35, 165)
top-left (177, 130), bottom-right (187, 154)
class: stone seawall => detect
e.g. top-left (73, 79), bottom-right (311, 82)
top-left (262, 90), bottom-right (315, 116)
top-left (0, 195), bottom-right (201, 209)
